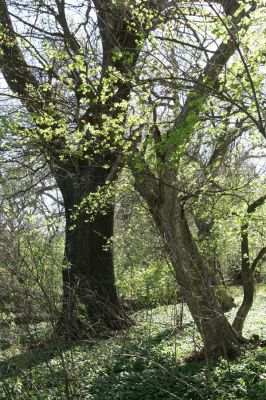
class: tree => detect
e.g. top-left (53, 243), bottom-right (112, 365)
top-left (0, 0), bottom-right (166, 335)
top-left (0, 0), bottom-right (264, 355)
top-left (126, 0), bottom-right (265, 356)
top-left (0, 0), bottom-right (241, 337)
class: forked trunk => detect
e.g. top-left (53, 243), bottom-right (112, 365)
top-left (55, 166), bottom-right (128, 338)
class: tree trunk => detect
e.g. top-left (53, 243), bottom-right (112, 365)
top-left (233, 196), bottom-right (266, 335)
top-left (232, 273), bottom-right (254, 335)
top-left (54, 165), bottom-right (128, 338)
top-left (159, 205), bottom-right (245, 356)
top-left (136, 179), bottom-right (245, 357)
top-left (232, 222), bottom-right (255, 335)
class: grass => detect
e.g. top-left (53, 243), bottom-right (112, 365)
top-left (0, 286), bottom-right (265, 399)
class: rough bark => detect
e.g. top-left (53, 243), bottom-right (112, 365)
top-left (165, 214), bottom-right (244, 355)
top-left (135, 176), bottom-right (245, 357)
top-left (54, 164), bottom-right (128, 337)
top-left (0, 0), bottom-right (142, 337)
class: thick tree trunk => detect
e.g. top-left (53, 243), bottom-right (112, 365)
top-left (136, 179), bottom-right (245, 357)
top-left (159, 206), bottom-right (245, 356)
top-left (54, 166), bottom-right (128, 338)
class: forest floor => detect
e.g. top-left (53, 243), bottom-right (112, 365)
top-left (0, 286), bottom-right (265, 400)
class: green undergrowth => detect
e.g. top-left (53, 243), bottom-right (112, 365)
top-left (0, 286), bottom-right (265, 399)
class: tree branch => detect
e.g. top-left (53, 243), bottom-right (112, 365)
top-left (166, 1), bottom-right (256, 157)
top-left (0, 0), bottom-right (40, 111)
top-left (251, 247), bottom-right (266, 273)
top-left (247, 194), bottom-right (266, 214)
